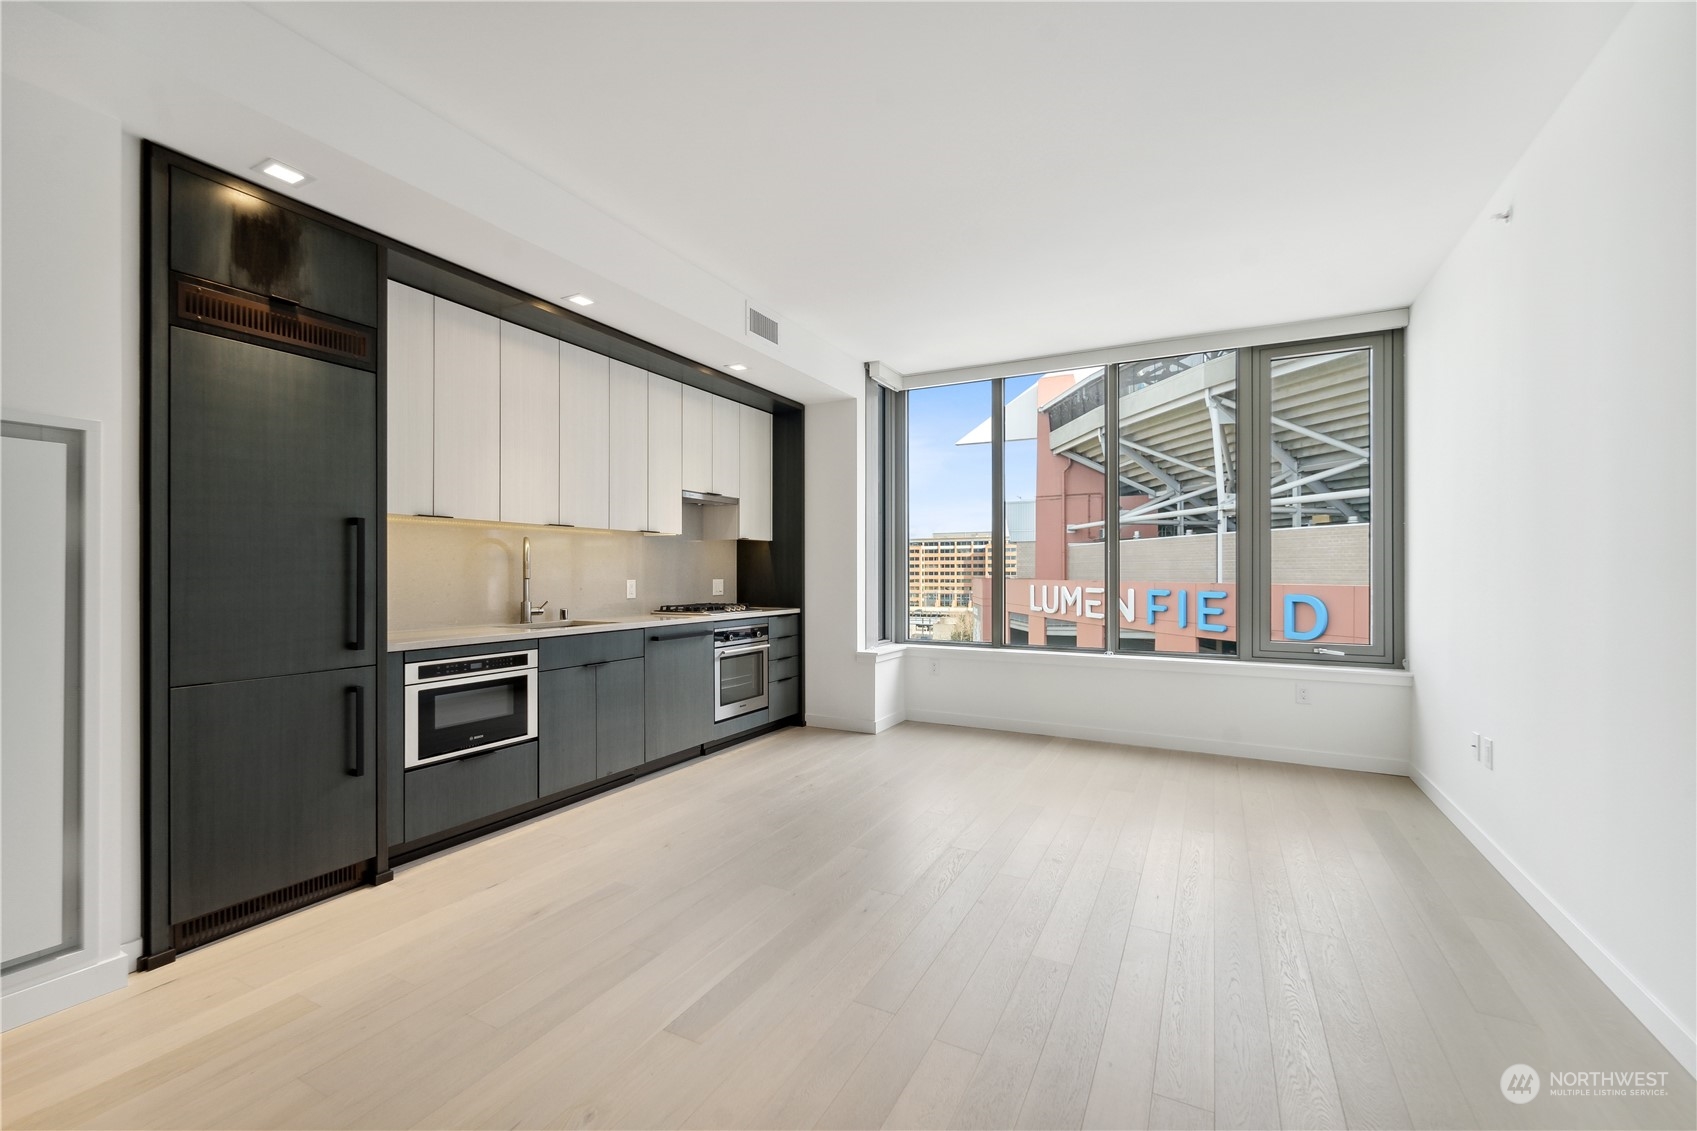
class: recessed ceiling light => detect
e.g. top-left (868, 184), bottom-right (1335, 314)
top-left (726, 364), bottom-right (748, 372)
top-left (253, 158), bottom-right (312, 186)
top-left (563, 294), bottom-right (595, 307)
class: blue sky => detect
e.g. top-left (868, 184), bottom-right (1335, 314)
top-left (908, 376), bottom-right (1039, 539)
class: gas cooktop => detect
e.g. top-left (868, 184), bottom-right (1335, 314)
top-left (653, 602), bottom-right (749, 615)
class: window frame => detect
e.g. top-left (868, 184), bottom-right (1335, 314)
top-left (892, 331), bottom-right (1404, 668)
top-left (1241, 331), bottom-right (1402, 666)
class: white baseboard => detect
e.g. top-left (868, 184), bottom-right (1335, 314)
top-left (1, 949), bottom-right (129, 1031)
top-left (805, 712), bottom-right (877, 734)
top-left (873, 710), bottom-right (905, 734)
top-left (902, 708), bottom-right (1408, 776)
top-left (1411, 768), bottom-right (1697, 1075)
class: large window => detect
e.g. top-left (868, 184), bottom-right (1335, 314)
top-left (1243, 336), bottom-right (1395, 663)
top-left (894, 333), bottom-right (1401, 666)
top-left (905, 382), bottom-right (996, 642)
top-left (1114, 351), bottom-right (1239, 656)
top-left (998, 371), bottom-right (1105, 651)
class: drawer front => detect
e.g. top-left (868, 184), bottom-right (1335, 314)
top-left (770, 655), bottom-right (799, 682)
top-left (539, 629), bottom-right (644, 671)
top-left (405, 741), bottom-right (538, 842)
top-left (768, 615), bottom-right (799, 639)
top-left (769, 635), bottom-right (798, 661)
top-left (770, 676), bottom-right (799, 720)
top-left (710, 709), bottom-right (768, 744)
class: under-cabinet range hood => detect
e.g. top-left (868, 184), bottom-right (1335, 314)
top-left (682, 490), bottom-right (739, 507)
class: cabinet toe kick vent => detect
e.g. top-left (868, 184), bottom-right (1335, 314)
top-left (171, 861), bottom-right (369, 952)
top-left (175, 279), bottom-right (373, 365)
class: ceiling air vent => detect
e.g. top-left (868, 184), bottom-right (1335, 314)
top-left (175, 278), bottom-right (374, 367)
top-left (747, 304), bottom-right (780, 345)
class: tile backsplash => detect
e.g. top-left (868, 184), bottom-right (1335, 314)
top-left (388, 508), bottom-right (738, 630)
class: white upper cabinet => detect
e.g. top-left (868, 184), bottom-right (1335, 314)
top-left (711, 396), bottom-right (742, 499)
top-left (606, 360), bottom-right (649, 532)
top-left (384, 291), bottom-right (771, 540)
top-left (559, 341), bottom-right (610, 529)
top-left (680, 384), bottom-right (713, 494)
top-left (386, 281), bottom-right (435, 516)
top-left (432, 298), bottom-right (502, 521)
top-left (738, 405), bottom-right (774, 541)
top-left (647, 375), bottom-right (683, 536)
top-left (499, 322), bottom-right (560, 526)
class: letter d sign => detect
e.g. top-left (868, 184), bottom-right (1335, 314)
top-left (1283, 594), bottom-right (1329, 642)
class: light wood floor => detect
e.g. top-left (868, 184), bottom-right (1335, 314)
top-left (4, 723), bottom-right (1692, 1130)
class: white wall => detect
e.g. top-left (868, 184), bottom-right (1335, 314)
top-left (0, 76), bottom-right (142, 1025)
top-left (2, 1), bottom-right (860, 407)
top-left (903, 648), bottom-right (1411, 774)
top-left (803, 397), bottom-right (880, 731)
top-left (1406, 2), bottom-right (1695, 1071)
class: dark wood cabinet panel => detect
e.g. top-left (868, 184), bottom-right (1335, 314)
top-left (539, 666), bottom-right (598, 795)
top-left (538, 630), bottom-right (644, 671)
top-left (711, 709), bottom-right (769, 744)
top-left (770, 676), bottom-right (799, 722)
top-left (170, 168), bottom-right (378, 326)
top-left (538, 656), bottom-right (646, 791)
top-left (404, 742), bottom-right (538, 843)
top-left (644, 630), bottom-right (712, 761)
top-left (169, 669), bottom-right (376, 922)
top-left (384, 654), bottom-right (406, 850)
top-left (596, 658), bottom-right (646, 777)
top-left (168, 328), bottom-right (377, 686)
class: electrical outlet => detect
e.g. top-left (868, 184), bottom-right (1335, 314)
top-left (625, 579), bottom-right (637, 600)
top-left (1482, 737), bottom-right (1495, 769)
top-left (1472, 732), bottom-right (1482, 761)
top-left (928, 659), bottom-right (940, 677)
top-left (1294, 683), bottom-right (1311, 705)
top-left (712, 578), bottom-right (725, 596)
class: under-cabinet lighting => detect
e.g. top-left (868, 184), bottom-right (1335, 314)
top-left (253, 159), bottom-right (311, 186)
top-left (563, 294), bottom-right (595, 307)
top-left (726, 364), bottom-right (748, 372)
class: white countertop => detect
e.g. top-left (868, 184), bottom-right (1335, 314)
top-left (387, 608), bottom-right (801, 652)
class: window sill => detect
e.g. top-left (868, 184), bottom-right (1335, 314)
top-left (881, 641), bottom-right (1413, 687)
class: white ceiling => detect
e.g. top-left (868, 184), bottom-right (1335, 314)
top-left (258, 1), bottom-right (1625, 376)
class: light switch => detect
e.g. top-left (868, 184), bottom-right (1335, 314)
top-left (626, 579), bottom-right (637, 599)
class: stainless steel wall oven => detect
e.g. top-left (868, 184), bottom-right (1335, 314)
top-left (713, 624), bottom-right (769, 722)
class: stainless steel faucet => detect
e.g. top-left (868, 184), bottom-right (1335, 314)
top-left (520, 537), bottom-right (548, 623)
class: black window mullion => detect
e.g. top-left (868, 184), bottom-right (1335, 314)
top-left (1104, 365), bottom-right (1122, 654)
top-left (990, 378), bottom-right (1005, 646)
top-left (1237, 348), bottom-right (1262, 662)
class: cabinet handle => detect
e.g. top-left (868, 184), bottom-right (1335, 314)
top-left (346, 517), bottom-right (367, 650)
top-left (345, 685), bottom-right (366, 776)
top-left (650, 631), bottom-right (712, 641)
